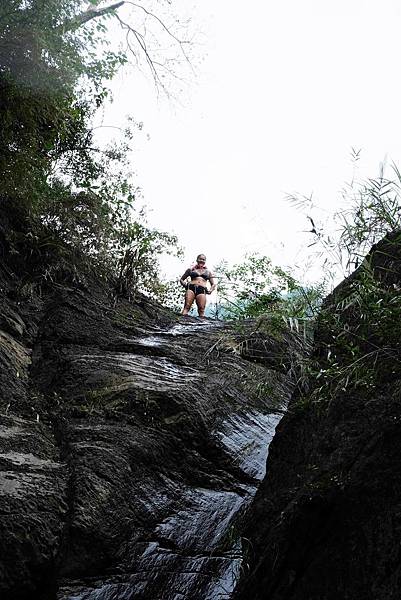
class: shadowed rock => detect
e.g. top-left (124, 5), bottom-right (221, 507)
top-left (0, 256), bottom-right (295, 599)
top-left (234, 231), bottom-right (401, 600)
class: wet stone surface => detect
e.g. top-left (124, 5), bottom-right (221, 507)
top-left (0, 283), bottom-right (294, 600)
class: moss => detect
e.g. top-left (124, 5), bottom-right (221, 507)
top-left (162, 412), bottom-right (187, 426)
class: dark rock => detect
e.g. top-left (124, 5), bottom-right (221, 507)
top-left (234, 232), bottom-right (401, 600)
top-left (7, 213), bottom-right (401, 599)
top-left (0, 243), bottom-right (294, 599)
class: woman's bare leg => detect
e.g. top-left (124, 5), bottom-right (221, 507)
top-left (182, 289), bottom-right (196, 315)
top-left (196, 293), bottom-right (206, 317)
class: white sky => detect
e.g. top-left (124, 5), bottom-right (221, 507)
top-left (97, 0), bottom-right (401, 285)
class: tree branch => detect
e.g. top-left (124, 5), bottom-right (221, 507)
top-left (60, 1), bottom-right (125, 33)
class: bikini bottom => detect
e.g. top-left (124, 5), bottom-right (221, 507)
top-left (187, 283), bottom-right (207, 296)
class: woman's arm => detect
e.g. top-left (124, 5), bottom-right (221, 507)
top-left (208, 272), bottom-right (217, 294)
top-left (180, 268), bottom-right (190, 288)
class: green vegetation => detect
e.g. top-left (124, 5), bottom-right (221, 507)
top-left (212, 253), bottom-right (324, 336)
top-left (211, 161), bottom-right (401, 406)
top-left (1, 0), bottom-right (125, 201)
top-left (290, 163), bottom-right (401, 404)
top-left (0, 0), bottom-right (185, 298)
top-left (308, 248), bottom-right (401, 403)
top-left (2, 2), bottom-right (401, 384)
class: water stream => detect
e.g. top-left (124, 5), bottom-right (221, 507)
top-left (58, 319), bottom-right (285, 600)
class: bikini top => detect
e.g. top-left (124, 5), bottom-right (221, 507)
top-left (189, 269), bottom-right (210, 281)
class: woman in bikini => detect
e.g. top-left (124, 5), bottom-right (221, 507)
top-left (180, 253), bottom-right (216, 317)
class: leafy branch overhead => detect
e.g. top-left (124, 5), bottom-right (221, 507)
top-left (7, 0), bottom-right (195, 94)
top-left (0, 1), bottom-right (188, 298)
top-left (59, 1), bottom-right (126, 32)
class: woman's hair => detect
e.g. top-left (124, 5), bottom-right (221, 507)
top-left (197, 253), bottom-right (206, 261)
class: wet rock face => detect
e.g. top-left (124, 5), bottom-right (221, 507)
top-left (0, 266), bottom-right (293, 599)
top-left (234, 233), bottom-right (401, 600)
top-left (8, 225), bottom-right (401, 600)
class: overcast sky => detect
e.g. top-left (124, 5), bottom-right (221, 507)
top-left (97, 0), bottom-right (401, 284)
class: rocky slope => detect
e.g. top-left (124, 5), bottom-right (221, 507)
top-left (234, 231), bottom-right (401, 600)
top-left (0, 225), bottom-right (296, 599)
top-left (3, 205), bottom-right (401, 600)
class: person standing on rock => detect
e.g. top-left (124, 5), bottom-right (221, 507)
top-left (180, 253), bottom-right (216, 317)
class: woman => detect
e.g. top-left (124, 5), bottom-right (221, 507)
top-left (180, 253), bottom-right (216, 317)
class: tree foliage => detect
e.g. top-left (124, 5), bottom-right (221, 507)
top-left (0, 0), bottom-right (126, 200)
top-left (214, 253), bottom-right (324, 327)
top-left (286, 156), bottom-right (401, 404)
top-left (0, 0), bottom-right (185, 298)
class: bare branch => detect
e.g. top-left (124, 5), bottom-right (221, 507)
top-left (114, 12), bottom-right (168, 96)
top-left (125, 2), bottom-right (194, 74)
top-left (55, 0), bottom-right (195, 97)
top-left (125, 2), bottom-right (185, 45)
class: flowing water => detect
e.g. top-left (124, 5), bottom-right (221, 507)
top-left (59, 315), bottom-right (283, 600)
